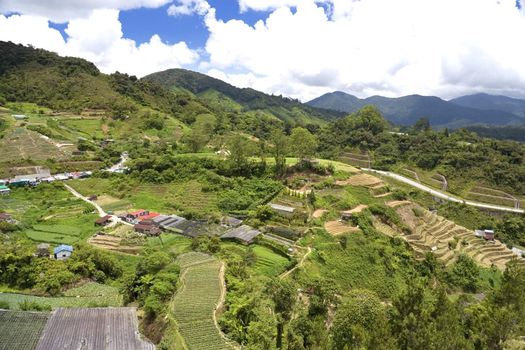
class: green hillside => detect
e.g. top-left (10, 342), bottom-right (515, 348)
top-left (144, 68), bottom-right (344, 124)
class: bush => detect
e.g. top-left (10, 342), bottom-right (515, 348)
top-left (18, 300), bottom-right (52, 311)
top-left (0, 300), bottom-right (10, 309)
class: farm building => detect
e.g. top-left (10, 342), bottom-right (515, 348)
top-left (12, 114), bottom-right (28, 120)
top-left (269, 203), bottom-right (296, 216)
top-left (475, 229), bottom-right (495, 241)
top-left (124, 210), bottom-right (156, 224)
top-left (222, 216), bottom-right (243, 228)
top-left (134, 223), bottom-right (161, 236)
top-left (35, 308), bottom-right (155, 350)
top-left (36, 243), bottom-right (50, 257)
top-left (0, 185), bottom-right (10, 195)
top-left (0, 212), bottom-right (15, 223)
top-left (341, 212), bottom-right (353, 221)
top-left (54, 244), bottom-right (73, 260)
top-left (221, 225), bottom-right (261, 244)
top-left (152, 214), bottom-right (186, 231)
top-left (95, 215), bottom-right (112, 226)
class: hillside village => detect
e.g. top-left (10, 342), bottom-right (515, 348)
top-left (1, 39), bottom-right (525, 350)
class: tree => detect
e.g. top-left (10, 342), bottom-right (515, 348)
top-left (271, 129), bottom-right (289, 176)
top-left (227, 134), bottom-right (249, 174)
top-left (290, 127), bottom-right (317, 161)
top-left (266, 279), bottom-right (296, 349)
top-left (414, 117), bottom-right (431, 133)
top-left (330, 289), bottom-right (392, 350)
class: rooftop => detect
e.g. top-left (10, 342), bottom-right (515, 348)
top-left (269, 203), bottom-right (296, 213)
top-left (53, 244), bottom-right (73, 254)
top-left (221, 225), bottom-right (261, 243)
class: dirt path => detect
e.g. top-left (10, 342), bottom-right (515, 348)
top-left (214, 263), bottom-right (240, 349)
top-left (64, 183), bottom-right (130, 227)
top-left (279, 246), bottom-right (312, 280)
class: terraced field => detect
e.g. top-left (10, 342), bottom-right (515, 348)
top-left (172, 252), bottom-right (238, 350)
top-left (382, 204), bottom-right (525, 270)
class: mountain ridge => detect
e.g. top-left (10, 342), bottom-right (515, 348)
top-left (308, 91), bottom-right (525, 128)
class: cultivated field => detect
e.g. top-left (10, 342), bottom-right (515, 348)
top-left (0, 310), bottom-right (50, 350)
top-left (172, 252), bottom-right (238, 350)
top-left (0, 128), bottom-right (70, 162)
top-left (378, 204), bottom-right (525, 270)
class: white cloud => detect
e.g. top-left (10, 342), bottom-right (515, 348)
top-left (197, 0), bottom-right (525, 100)
top-left (0, 9), bottom-right (199, 77)
top-left (0, 0), bottom-right (171, 22)
top-left (167, 0), bottom-right (211, 16)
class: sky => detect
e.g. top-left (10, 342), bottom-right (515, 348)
top-left (0, 0), bottom-right (524, 101)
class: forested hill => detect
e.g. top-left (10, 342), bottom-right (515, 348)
top-left (143, 68), bottom-right (344, 124)
top-left (450, 93), bottom-right (525, 118)
top-left (0, 41), bottom-right (334, 128)
top-left (308, 91), bottom-right (525, 129)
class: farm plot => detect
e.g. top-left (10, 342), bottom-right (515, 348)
top-left (25, 218), bottom-right (97, 245)
top-left (384, 203), bottom-right (524, 269)
top-left (324, 220), bottom-right (360, 235)
top-left (0, 283), bottom-right (122, 309)
top-left (337, 173), bottom-right (383, 188)
top-left (466, 185), bottom-right (519, 208)
top-left (0, 310), bottom-right (50, 350)
top-left (172, 253), bottom-right (238, 350)
top-left (0, 128), bottom-right (69, 161)
top-left (339, 152), bottom-right (371, 168)
top-left (252, 245), bottom-right (291, 277)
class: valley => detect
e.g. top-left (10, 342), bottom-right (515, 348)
top-left (1, 41), bottom-right (525, 350)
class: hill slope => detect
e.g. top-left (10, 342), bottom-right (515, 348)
top-left (308, 91), bottom-right (525, 128)
top-left (143, 68), bottom-right (344, 124)
top-left (450, 93), bottom-right (525, 118)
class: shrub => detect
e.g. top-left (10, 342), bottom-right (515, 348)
top-left (0, 301), bottom-right (10, 309)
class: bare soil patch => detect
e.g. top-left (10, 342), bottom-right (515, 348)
top-left (336, 173), bottom-right (383, 187)
top-left (324, 221), bottom-right (360, 235)
top-left (312, 209), bottom-right (328, 219)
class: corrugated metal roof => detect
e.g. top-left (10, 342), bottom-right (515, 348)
top-left (221, 225), bottom-right (261, 243)
top-left (270, 203), bottom-right (296, 213)
top-left (36, 308), bottom-right (155, 350)
top-left (53, 244), bottom-right (73, 254)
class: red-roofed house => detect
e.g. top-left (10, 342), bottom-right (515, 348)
top-left (125, 210), bottom-right (149, 224)
top-left (140, 212), bottom-right (160, 221)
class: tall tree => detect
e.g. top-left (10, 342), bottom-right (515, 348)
top-left (271, 129), bottom-right (289, 176)
top-left (290, 127), bottom-right (318, 161)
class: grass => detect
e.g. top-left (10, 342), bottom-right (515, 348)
top-left (0, 185), bottom-right (100, 244)
top-left (69, 178), bottom-right (219, 216)
top-left (0, 310), bottom-right (50, 350)
top-left (0, 283), bottom-right (122, 310)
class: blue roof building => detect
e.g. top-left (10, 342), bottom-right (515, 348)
top-left (54, 244), bottom-right (74, 260)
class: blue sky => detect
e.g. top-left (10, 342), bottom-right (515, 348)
top-left (1, 0), bottom-right (525, 100)
top-left (119, 1), bottom-right (269, 48)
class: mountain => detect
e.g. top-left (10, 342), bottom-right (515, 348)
top-left (308, 91), bottom-right (525, 128)
top-left (450, 93), bottom-right (525, 118)
top-left (143, 69), bottom-right (344, 125)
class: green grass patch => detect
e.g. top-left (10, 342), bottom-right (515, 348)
top-left (0, 283), bottom-right (122, 310)
top-left (251, 245), bottom-right (291, 277)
